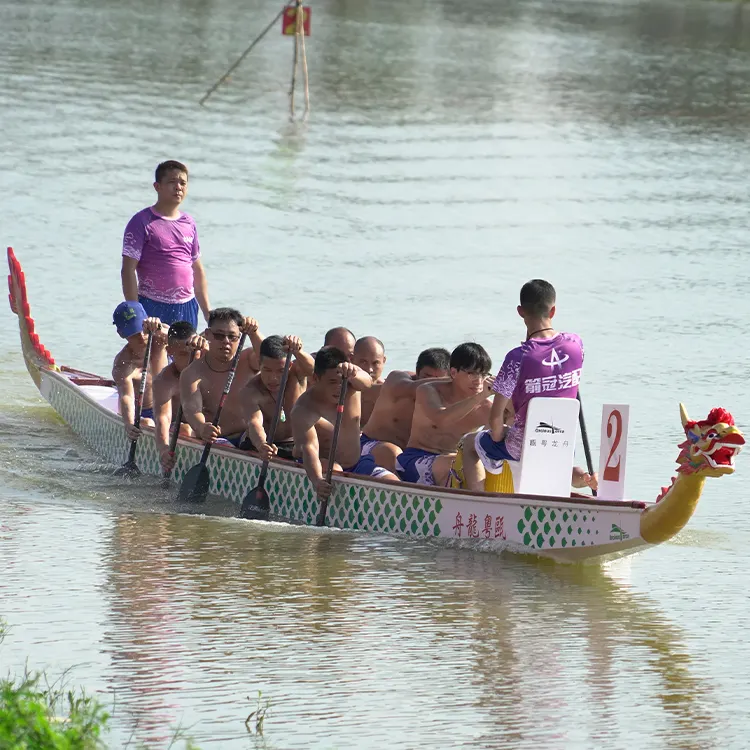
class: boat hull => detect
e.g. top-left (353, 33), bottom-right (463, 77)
top-left (8, 245), bottom-right (674, 563)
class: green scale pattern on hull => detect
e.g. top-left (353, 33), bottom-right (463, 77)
top-left (43, 373), bottom-right (445, 537)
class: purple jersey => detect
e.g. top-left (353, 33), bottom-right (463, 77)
top-left (122, 207), bottom-right (200, 304)
top-left (492, 332), bottom-right (584, 460)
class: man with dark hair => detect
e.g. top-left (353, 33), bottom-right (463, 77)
top-left (153, 321), bottom-right (209, 473)
top-left (322, 327), bottom-right (356, 361)
top-left (360, 347), bottom-right (451, 472)
top-left (180, 308), bottom-right (264, 448)
top-left (460, 279), bottom-right (597, 491)
top-left (121, 160), bottom-right (211, 329)
top-left (291, 347), bottom-right (399, 499)
top-left (112, 302), bottom-right (168, 441)
top-left (396, 343), bottom-right (494, 486)
top-left (353, 336), bottom-right (387, 424)
top-left (241, 334), bottom-right (315, 461)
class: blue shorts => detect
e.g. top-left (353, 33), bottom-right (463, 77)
top-left (139, 407), bottom-right (154, 421)
top-left (395, 447), bottom-right (439, 486)
top-left (139, 295), bottom-right (199, 329)
top-left (344, 454), bottom-right (391, 479)
top-left (475, 430), bottom-right (516, 474)
top-left (214, 432), bottom-right (244, 449)
top-left (360, 432), bottom-right (380, 456)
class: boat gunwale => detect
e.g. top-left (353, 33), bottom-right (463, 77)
top-left (43, 364), bottom-right (649, 514)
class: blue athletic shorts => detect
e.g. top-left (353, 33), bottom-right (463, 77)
top-left (139, 295), bottom-right (199, 329)
top-left (344, 454), bottom-right (391, 479)
top-left (475, 430), bottom-right (516, 474)
top-left (139, 407), bottom-right (154, 421)
top-left (395, 447), bottom-right (439, 486)
top-left (360, 432), bottom-right (380, 456)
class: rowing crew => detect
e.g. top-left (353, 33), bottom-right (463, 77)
top-left (111, 279), bottom-right (598, 499)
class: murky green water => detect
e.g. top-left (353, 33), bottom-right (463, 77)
top-left (2, 0), bottom-right (750, 746)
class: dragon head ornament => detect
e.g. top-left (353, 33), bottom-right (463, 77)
top-left (677, 404), bottom-right (744, 477)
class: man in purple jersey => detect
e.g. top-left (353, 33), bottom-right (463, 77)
top-left (121, 160), bottom-right (211, 329)
top-left (461, 279), bottom-right (598, 492)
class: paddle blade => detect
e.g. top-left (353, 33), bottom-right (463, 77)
top-left (178, 464), bottom-right (210, 503)
top-left (239, 485), bottom-right (270, 521)
top-left (114, 461), bottom-right (140, 478)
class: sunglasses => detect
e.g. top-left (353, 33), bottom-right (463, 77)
top-left (210, 331), bottom-right (240, 342)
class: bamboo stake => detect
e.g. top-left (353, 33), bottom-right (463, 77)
top-left (299, 4), bottom-right (310, 118)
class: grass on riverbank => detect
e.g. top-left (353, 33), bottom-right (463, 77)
top-left (0, 618), bottom-right (109, 749)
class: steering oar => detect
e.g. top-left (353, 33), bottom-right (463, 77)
top-left (315, 376), bottom-right (348, 527)
top-left (115, 331), bottom-right (154, 477)
top-left (240, 349), bottom-right (294, 521)
top-left (178, 333), bottom-right (247, 503)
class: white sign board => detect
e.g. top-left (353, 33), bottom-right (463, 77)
top-left (597, 404), bottom-right (630, 501)
top-left (517, 397), bottom-right (579, 497)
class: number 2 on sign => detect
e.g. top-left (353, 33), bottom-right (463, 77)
top-left (603, 409), bottom-right (622, 482)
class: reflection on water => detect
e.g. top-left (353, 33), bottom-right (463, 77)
top-left (83, 510), bottom-right (716, 748)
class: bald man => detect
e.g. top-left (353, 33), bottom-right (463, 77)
top-left (323, 327), bottom-right (355, 361)
top-left (353, 336), bottom-right (387, 425)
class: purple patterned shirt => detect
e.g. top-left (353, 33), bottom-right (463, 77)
top-left (492, 332), bottom-right (584, 459)
top-left (122, 207), bottom-right (200, 304)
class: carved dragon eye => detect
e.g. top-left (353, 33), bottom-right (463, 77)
top-left (707, 430), bottom-right (719, 440)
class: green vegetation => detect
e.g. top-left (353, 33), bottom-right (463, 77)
top-left (245, 691), bottom-right (271, 736)
top-left (0, 617), bottom-right (109, 749)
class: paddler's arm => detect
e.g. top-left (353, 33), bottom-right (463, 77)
top-left (337, 361), bottom-right (372, 391)
top-left (180, 368), bottom-right (207, 435)
top-left (121, 257), bottom-right (139, 302)
top-left (143, 318), bottom-right (169, 379)
top-left (152, 373), bottom-right (174, 469)
top-left (291, 405), bottom-right (332, 498)
top-left (114, 368), bottom-right (139, 440)
top-left (418, 376), bottom-right (494, 428)
top-left (192, 258), bottom-right (211, 323)
top-left (489, 394), bottom-right (511, 442)
top-left (242, 394), bottom-right (274, 460)
top-left (285, 335), bottom-right (314, 379)
top-left (240, 317), bottom-right (263, 373)
top-left (388, 371), bottom-right (451, 398)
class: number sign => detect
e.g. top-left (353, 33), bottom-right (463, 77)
top-left (597, 404), bottom-right (630, 500)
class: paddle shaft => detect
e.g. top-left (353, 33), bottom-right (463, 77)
top-left (197, 332), bottom-right (248, 465)
top-left (255, 350), bottom-right (294, 489)
top-left (577, 391), bottom-right (597, 497)
top-left (125, 331), bottom-right (154, 465)
top-left (316, 376), bottom-right (349, 527)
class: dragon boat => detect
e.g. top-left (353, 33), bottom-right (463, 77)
top-left (7, 247), bottom-right (745, 563)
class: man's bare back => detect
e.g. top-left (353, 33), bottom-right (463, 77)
top-left (363, 372), bottom-right (451, 448)
top-left (408, 379), bottom-right (493, 454)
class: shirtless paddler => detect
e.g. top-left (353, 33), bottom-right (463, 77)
top-left (353, 336), bottom-right (387, 425)
top-left (241, 334), bottom-right (314, 461)
top-left (360, 347), bottom-right (450, 471)
top-left (291, 347), bottom-right (399, 500)
top-left (153, 321), bottom-right (209, 473)
top-left (180, 307), bottom-right (264, 447)
top-left (396, 343), bottom-right (495, 486)
top-left (112, 301), bottom-right (168, 441)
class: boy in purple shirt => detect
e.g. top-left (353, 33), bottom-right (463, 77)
top-left (462, 279), bottom-right (597, 492)
top-left (121, 160), bottom-right (211, 329)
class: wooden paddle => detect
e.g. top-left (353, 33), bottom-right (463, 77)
top-left (115, 331), bottom-right (154, 477)
top-left (315, 375), bottom-right (348, 527)
top-left (577, 391), bottom-right (597, 497)
top-left (239, 350), bottom-right (294, 521)
top-left (178, 333), bottom-right (247, 503)
top-left (162, 351), bottom-right (196, 485)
